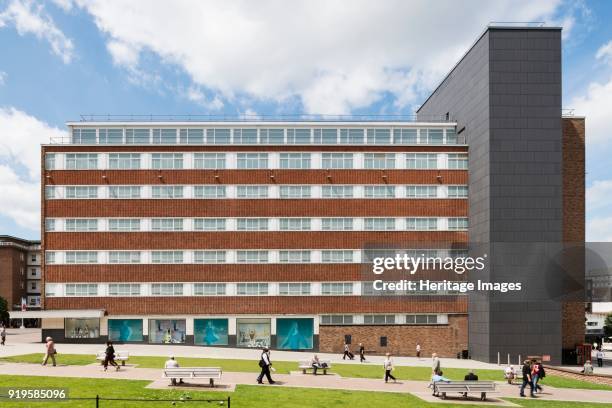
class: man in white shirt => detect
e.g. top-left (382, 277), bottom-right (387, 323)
top-left (164, 356), bottom-right (183, 385)
top-left (256, 347), bottom-right (275, 384)
top-left (416, 343), bottom-right (421, 359)
top-left (596, 349), bottom-right (605, 368)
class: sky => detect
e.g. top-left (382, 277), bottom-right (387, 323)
top-left (0, 0), bottom-right (611, 241)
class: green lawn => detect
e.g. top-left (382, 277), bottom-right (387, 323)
top-left (2, 353), bottom-right (611, 392)
top-left (0, 375), bottom-right (611, 408)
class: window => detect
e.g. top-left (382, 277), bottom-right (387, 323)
top-left (407, 185), bottom-right (437, 198)
top-left (65, 284), bottom-right (98, 296)
top-left (152, 186), bottom-right (183, 198)
top-left (193, 283), bottom-right (226, 296)
top-left (364, 218), bottom-right (395, 231)
top-left (125, 129), bottom-right (150, 144)
top-left (65, 251), bottom-right (98, 264)
top-left (206, 128), bottom-right (231, 144)
top-left (66, 153), bottom-right (98, 169)
top-left (393, 128), bottom-right (417, 144)
top-left (236, 251), bottom-right (268, 263)
top-left (366, 128), bottom-right (391, 144)
top-left (108, 251), bottom-right (141, 263)
top-left (194, 218), bottom-right (226, 231)
top-left (279, 185), bottom-right (311, 198)
top-left (407, 218), bottom-right (438, 231)
top-left (108, 219), bottom-right (140, 231)
top-left (286, 129), bottom-right (311, 144)
top-left (45, 219), bottom-right (55, 232)
top-left (237, 153), bottom-right (268, 169)
top-left (151, 251), bottom-right (183, 263)
top-left (364, 185), bottom-right (395, 198)
top-left (45, 252), bottom-right (56, 264)
top-left (322, 250), bottom-right (354, 263)
top-left (380, 336), bottom-right (388, 347)
top-left (193, 251), bottom-right (226, 263)
top-left (45, 186), bottom-right (56, 199)
top-left (152, 153), bottom-right (183, 169)
top-left (280, 153), bottom-right (311, 169)
top-left (237, 218), bottom-right (269, 231)
top-left (448, 153), bottom-right (468, 169)
top-left (179, 128), bottom-right (204, 144)
top-left (406, 153), bottom-right (437, 169)
top-left (407, 314), bottom-right (440, 324)
top-left (65, 186), bottom-right (98, 199)
top-left (151, 218), bottom-right (184, 231)
top-left (233, 129), bottom-right (258, 144)
top-left (320, 315), bottom-right (354, 325)
top-left (420, 128), bottom-right (443, 144)
top-left (279, 250), bottom-right (311, 263)
top-left (339, 129), bottom-right (364, 144)
top-left (65, 219), bottom-right (98, 232)
top-left (364, 153), bottom-right (395, 169)
top-left (71, 128), bottom-right (96, 144)
top-left (260, 129), bottom-right (284, 144)
top-left (109, 153), bottom-right (140, 169)
top-left (363, 315), bottom-right (395, 324)
top-left (322, 153), bottom-right (353, 169)
top-left (99, 129), bottom-right (123, 144)
top-left (45, 154), bottom-right (56, 170)
top-left (448, 217), bottom-right (468, 230)
top-left (237, 185), bottom-right (268, 198)
top-left (108, 284), bottom-right (140, 296)
top-left (279, 218), bottom-right (311, 231)
top-left (151, 283), bottom-right (183, 296)
top-left (322, 185), bottom-right (353, 198)
top-left (313, 128), bottom-right (338, 144)
top-left (321, 282), bottom-right (353, 295)
top-left (109, 186), bottom-right (141, 198)
top-left (322, 218), bottom-right (353, 231)
top-left (446, 128), bottom-right (457, 144)
top-left (152, 128), bottom-right (177, 144)
top-left (193, 153), bottom-right (225, 169)
top-left (279, 283), bottom-right (311, 295)
top-left (194, 185), bottom-right (226, 198)
top-left (237, 283), bottom-right (268, 295)
top-left (447, 185), bottom-right (468, 198)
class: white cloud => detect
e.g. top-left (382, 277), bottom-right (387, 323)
top-left (0, 0), bottom-right (74, 63)
top-left (71, 0), bottom-right (566, 114)
top-left (596, 40), bottom-right (612, 66)
top-left (570, 77), bottom-right (612, 146)
top-left (587, 216), bottom-right (612, 242)
top-left (0, 71), bottom-right (6, 85)
top-left (587, 180), bottom-right (612, 213)
top-left (0, 107), bottom-right (67, 231)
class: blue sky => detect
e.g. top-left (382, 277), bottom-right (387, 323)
top-left (1, 0), bottom-right (612, 240)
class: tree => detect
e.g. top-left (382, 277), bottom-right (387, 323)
top-left (605, 313), bottom-right (612, 339)
top-left (0, 297), bottom-right (8, 325)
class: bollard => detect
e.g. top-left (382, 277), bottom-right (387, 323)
top-left (96, 395), bottom-right (99, 408)
top-left (497, 352), bottom-right (500, 365)
top-left (518, 355), bottom-right (521, 366)
top-left (507, 353), bottom-right (510, 365)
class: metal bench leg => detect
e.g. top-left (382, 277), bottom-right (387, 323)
top-left (302, 369), bottom-right (306, 374)
top-left (441, 392), bottom-right (446, 400)
top-left (210, 378), bottom-right (215, 388)
top-left (122, 361), bottom-right (126, 366)
top-left (481, 392), bottom-right (486, 401)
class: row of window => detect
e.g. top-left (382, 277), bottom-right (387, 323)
top-left (46, 217), bottom-right (469, 232)
top-left (45, 248), bottom-right (468, 265)
top-left (320, 314), bottom-right (446, 325)
top-left (69, 127), bottom-right (460, 146)
top-left (46, 152), bottom-right (468, 170)
top-left (45, 184), bottom-right (468, 199)
top-left (45, 282), bottom-right (464, 297)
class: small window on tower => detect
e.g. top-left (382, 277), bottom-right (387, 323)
top-left (344, 335), bottom-right (352, 345)
top-left (380, 336), bottom-right (388, 347)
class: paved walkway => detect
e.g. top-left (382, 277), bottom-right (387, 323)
top-left (1, 362), bottom-right (612, 406)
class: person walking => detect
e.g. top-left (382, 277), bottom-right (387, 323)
top-left (596, 349), bottom-right (605, 368)
top-left (432, 353), bottom-right (441, 375)
top-left (383, 353), bottom-right (396, 383)
top-left (342, 342), bottom-right (354, 360)
top-left (42, 337), bottom-right (57, 366)
top-left (416, 343), bottom-right (421, 359)
top-left (1, 325), bottom-right (6, 346)
top-left (520, 360), bottom-right (535, 398)
top-left (256, 347), bottom-right (275, 384)
top-left (359, 343), bottom-right (366, 363)
top-left (103, 341), bottom-right (120, 371)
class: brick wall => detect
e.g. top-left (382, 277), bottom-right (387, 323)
top-left (319, 315), bottom-right (468, 357)
top-left (0, 248), bottom-right (24, 308)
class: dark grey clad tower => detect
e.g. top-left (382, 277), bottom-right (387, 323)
top-left (418, 26), bottom-right (565, 363)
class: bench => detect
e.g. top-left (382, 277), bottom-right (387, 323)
top-left (96, 351), bottom-right (130, 366)
top-left (162, 367), bottom-right (222, 387)
top-left (298, 360), bottom-right (332, 375)
top-left (432, 381), bottom-right (497, 401)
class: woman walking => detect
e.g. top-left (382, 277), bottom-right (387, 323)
top-left (103, 341), bottom-right (120, 371)
top-left (383, 353), bottom-right (396, 383)
top-left (359, 343), bottom-right (366, 363)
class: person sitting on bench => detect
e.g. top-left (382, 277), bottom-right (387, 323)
top-left (311, 354), bottom-right (328, 375)
top-left (164, 356), bottom-right (184, 385)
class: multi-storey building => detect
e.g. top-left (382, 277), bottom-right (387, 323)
top-left (12, 25), bottom-right (585, 363)
top-left (0, 236), bottom-right (42, 315)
